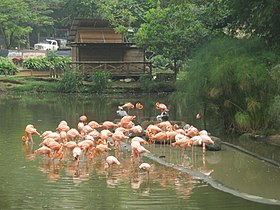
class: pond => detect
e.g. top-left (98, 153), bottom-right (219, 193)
top-left (0, 93), bottom-right (280, 210)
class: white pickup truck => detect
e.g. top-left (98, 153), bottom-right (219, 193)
top-left (34, 39), bottom-right (59, 51)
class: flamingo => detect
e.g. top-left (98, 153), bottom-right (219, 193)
top-left (155, 102), bottom-right (169, 112)
top-left (63, 141), bottom-right (77, 149)
top-left (156, 121), bottom-right (173, 131)
top-left (81, 125), bottom-right (94, 134)
top-left (131, 136), bottom-right (148, 145)
top-left (93, 144), bottom-right (111, 156)
top-left (129, 125), bottom-right (143, 135)
top-left (121, 102), bottom-right (134, 114)
top-left (102, 121), bottom-right (119, 129)
top-left (39, 137), bottom-right (55, 147)
top-left (67, 128), bottom-right (82, 141)
top-left (100, 129), bottom-right (113, 143)
top-left (112, 130), bottom-right (129, 149)
top-left (60, 131), bottom-right (67, 142)
top-left (43, 132), bottom-right (60, 142)
top-left (79, 115), bottom-right (88, 125)
top-left (40, 131), bottom-right (52, 138)
top-left (88, 121), bottom-right (102, 129)
top-left (131, 141), bottom-right (150, 164)
top-left (104, 156), bottom-right (120, 169)
top-left (139, 163), bottom-right (151, 177)
top-left (88, 130), bottom-right (100, 140)
top-left (146, 124), bottom-right (162, 137)
top-left (185, 126), bottom-right (199, 137)
top-left (22, 124), bottom-right (40, 144)
top-left (135, 102), bottom-right (143, 121)
top-left (149, 131), bottom-right (168, 143)
top-left (57, 124), bottom-right (70, 132)
top-left (73, 146), bottom-right (82, 161)
top-left (35, 146), bottom-right (52, 158)
top-left (136, 102), bottom-right (143, 110)
top-left (119, 115), bottom-right (136, 128)
top-left (56, 121), bottom-right (69, 131)
top-left (48, 141), bottom-right (63, 159)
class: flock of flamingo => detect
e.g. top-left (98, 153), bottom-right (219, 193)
top-left (21, 102), bottom-right (215, 176)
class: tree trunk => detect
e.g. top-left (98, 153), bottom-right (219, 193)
top-left (26, 34), bottom-right (30, 49)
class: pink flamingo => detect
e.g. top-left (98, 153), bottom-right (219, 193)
top-left (22, 124), bottom-right (40, 144)
top-left (104, 156), bottom-right (121, 169)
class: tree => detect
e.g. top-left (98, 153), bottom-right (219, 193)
top-left (224, 0), bottom-right (280, 48)
top-left (95, 0), bottom-right (153, 35)
top-left (136, 2), bottom-right (210, 76)
top-left (0, 0), bottom-right (32, 48)
top-left (24, 0), bottom-right (58, 47)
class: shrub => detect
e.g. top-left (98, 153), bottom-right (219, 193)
top-left (268, 96), bottom-right (280, 132)
top-left (57, 70), bottom-right (83, 93)
top-left (0, 57), bottom-right (19, 75)
top-left (177, 35), bottom-right (280, 133)
top-left (90, 70), bottom-right (111, 93)
top-left (139, 74), bottom-right (175, 92)
top-left (23, 57), bottom-right (48, 70)
top-left (23, 56), bottom-right (71, 72)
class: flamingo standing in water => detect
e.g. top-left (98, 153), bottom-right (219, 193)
top-left (22, 124), bottom-right (41, 144)
top-left (155, 102), bottom-right (169, 112)
top-left (119, 115), bottom-right (136, 128)
top-left (130, 140), bottom-right (150, 164)
top-left (104, 156), bottom-right (121, 170)
top-left (136, 102), bottom-right (143, 120)
top-left (102, 121), bottom-right (119, 130)
top-left (35, 146), bottom-right (52, 158)
top-left (121, 102), bottom-right (134, 114)
top-left (139, 162), bottom-right (151, 177)
top-left (79, 115), bottom-right (88, 125)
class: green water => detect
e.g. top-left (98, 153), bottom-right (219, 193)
top-left (0, 93), bottom-right (279, 210)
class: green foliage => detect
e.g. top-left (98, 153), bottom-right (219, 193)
top-left (177, 36), bottom-right (280, 133)
top-left (9, 80), bottom-right (57, 92)
top-left (23, 56), bottom-right (71, 72)
top-left (0, 0), bottom-right (32, 48)
top-left (0, 57), bottom-right (19, 75)
top-left (136, 2), bottom-right (211, 75)
top-left (57, 70), bottom-right (83, 93)
top-left (90, 70), bottom-right (111, 93)
top-left (234, 111), bottom-right (251, 132)
top-left (268, 96), bottom-right (280, 132)
top-left (23, 58), bottom-right (49, 70)
top-left (139, 74), bottom-right (175, 93)
top-left (224, 0), bottom-right (280, 47)
top-left (151, 55), bottom-right (170, 69)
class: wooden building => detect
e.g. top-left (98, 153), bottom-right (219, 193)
top-left (68, 18), bottom-right (151, 79)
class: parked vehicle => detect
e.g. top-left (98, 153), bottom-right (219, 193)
top-left (34, 39), bottom-right (59, 51)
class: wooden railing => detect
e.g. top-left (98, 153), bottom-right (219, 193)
top-left (70, 61), bottom-right (152, 77)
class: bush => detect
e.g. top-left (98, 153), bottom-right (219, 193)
top-left (139, 74), bottom-right (175, 92)
top-left (177, 35), bottom-right (280, 133)
top-left (57, 70), bottom-right (83, 93)
top-left (0, 57), bottom-right (19, 75)
top-left (90, 70), bottom-right (111, 93)
top-left (268, 96), bottom-right (280, 132)
top-left (23, 56), bottom-right (71, 72)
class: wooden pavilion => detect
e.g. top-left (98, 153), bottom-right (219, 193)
top-left (68, 18), bottom-right (152, 79)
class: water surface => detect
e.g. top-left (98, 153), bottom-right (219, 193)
top-left (0, 93), bottom-right (280, 210)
